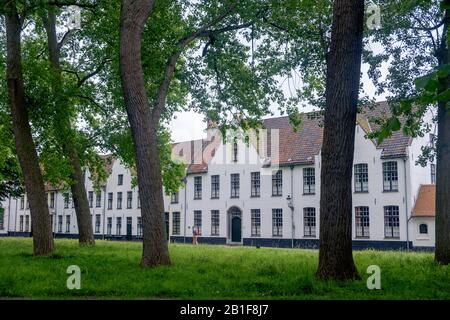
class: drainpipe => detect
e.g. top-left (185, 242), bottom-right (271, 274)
top-left (102, 185), bottom-right (107, 240)
top-left (288, 165), bottom-right (295, 248)
top-left (7, 197), bottom-right (11, 235)
top-left (184, 177), bottom-right (187, 244)
top-left (403, 157), bottom-right (410, 251)
top-left (14, 198), bottom-right (18, 235)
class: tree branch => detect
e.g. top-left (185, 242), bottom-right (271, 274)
top-left (151, 4), bottom-right (253, 123)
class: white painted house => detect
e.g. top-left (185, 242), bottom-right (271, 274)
top-left (0, 102), bottom-right (437, 250)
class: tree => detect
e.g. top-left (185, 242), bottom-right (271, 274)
top-left (40, 7), bottom-right (95, 245)
top-left (316, 0), bottom-right (365, 280)
top-left (118, 0), bottom-right (292, 267)
top-left (119, 0), bottom-right (171, 266)
top-left (364, 0), bottom-right (450, 264)
top-left (3, 0), bottom-right (54, 256)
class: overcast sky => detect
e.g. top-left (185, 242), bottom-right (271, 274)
top-left (168, 55), bottom-right (388, 143)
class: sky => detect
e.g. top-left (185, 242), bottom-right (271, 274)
top-left (168, 56), bottom-right (388, 143)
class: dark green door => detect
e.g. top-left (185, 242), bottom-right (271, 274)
top-left (126, 217), bottom-right (132, 240)
top-left (231, 217), bottom-right (241, 242)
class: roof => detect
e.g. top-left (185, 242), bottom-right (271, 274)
top-left (181, 101), bottom-right (413, 174)
top-left (412, 185), bottom-right (436, 218)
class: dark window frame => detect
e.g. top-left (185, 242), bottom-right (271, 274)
top-left (194, 210), bottom-right (202, 235)
top-left (251, 172), bottom-right (261, 197)
top-left (211, 175), bottom-right (220, 199)
top-left (272, 208), bottom-right (283, 237)
top-left (303, 207), bottom-right (316, 237)
top-left (355, 206), bottom-right (370, 238)
top-left (384, 206), bottom-right (400, 238)
top-left (251, 209), bottom-right (261, 237)
top-left (383, 162), bottom-right (399, 191)
top-left (303, 168), bottom-right (316, 195)
top-left (354, 163), bottom-right (369, 193)
top-left (211, 210), bottom-right (220, 236)
top-left (230, 173), bottom-right (240, 198)
top-left (194, 176), bottom-right (202, 200)
top-left (272, 170), bottom-right (283, 196)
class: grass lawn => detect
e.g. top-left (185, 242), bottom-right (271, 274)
top-left (0, 237), bottom-right (449, 299)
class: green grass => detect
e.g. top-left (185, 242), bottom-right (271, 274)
top-left (0, 237), bottom-right (449, 299)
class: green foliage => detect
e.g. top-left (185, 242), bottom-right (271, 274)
top-left (1, 238), bottom-right (450, 299)
top-left (363, 0), bottom-right (443, 163)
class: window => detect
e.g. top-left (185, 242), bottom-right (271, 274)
top-left (137, 193), bottom-right (141, 208)
top-left (303, 168), bottom-right (316, 195)
top-left (117, 192), bottom-right (122, 210)
top-left (88, 191), bottom-right (94, 208)
top-left (95, 214), bottom-right (101, 233)
top-left (355, 206), bottom-right (370, 238)
top-left (431, 164), bottom-right (436, 184)
top-left (64, 194), bottom-right (70, 209)
top-left (383, 162), bottom-right (398, 191)
top-left (19, 215), bottom-right (24, 232)
top-left (251, 172), bottom-right (261, 197)
top-left (251, 209), bottom-right (261, 237)
top-left (20, 196), bottom-right (24, 210)
top-left (0, 208), bottom-right (4, 230)
top-left (65, 215), bottom-right (71, 233)
top-left (25, 215), bottom-right (30, 232)
top-left (194, 177), bottom-right (202, 199)
top-left (211, 210), bottom-right (220, 236)
top-left (26, 199), bottom-right (29, 209)
top-left (230, 173), bottom-right (240, 198)
top-left (272, 170), bottom-right (283, 196)
top-left (116, 217), bottom-right (122, 235)
top-left (171, 192), bottom-right (179, 204)
top-left (384, 206), bottom-right (400, 238)
top-left (194, 210), bottom-right (202, 235)
top-left (232, 140), bottom-right (238, 162)
top-left (172, 212), bottom-right (180, 236)
top-left (137, 217), bottom-right (143, 236)
top-left (272, 209), bottom-right (283, 237)
top-left (96, 192), bottom-right (102, 208)
top-left (107, 217), bottom-right (112, 235)
top-left (419, 224), bottom-right (428, 234)
top-left (108, 193), bottom-right (113, 210)
top-left (354, 164), bottom-right (369, 192)
top-left (127, 191), bottom-right (133, 209)
top-left (211, 175), bottom-right (220, 199)
top-left (118, 174), bottom-right (123, 186)
top-left (49, 192), bottom-right (55, 209)
top-left (57, 215), bottom-right (62, 233)
top-left (303, 208), bottom-right (316, 237)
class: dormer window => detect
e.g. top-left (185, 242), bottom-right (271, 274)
top-left (232, 140), bottom-right (238, 162)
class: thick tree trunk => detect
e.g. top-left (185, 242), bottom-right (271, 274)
top-left (435, 101), bottom-right (450, 264)
top-left (43, 11), bottom-right (95, 245)
top-left (316, 0), bottom-right (364, 280)
top-left (119, 0), bottom-right (170, 267)
top-left (435, 12), bottom-right (450, 264)
top-left (5, 3), bottom-right (55, 256)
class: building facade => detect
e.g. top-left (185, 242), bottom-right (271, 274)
top-left (0, 103), bottom-right (437, 249)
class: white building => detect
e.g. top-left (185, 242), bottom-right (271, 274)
top-left (0, 102), bottom-right (437, 249)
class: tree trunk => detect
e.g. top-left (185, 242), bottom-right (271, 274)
top-left (5, 3), bottom-right (55, 256)
top-left (435, 11), bottom-right (450, 264)
top-left (42, 10), bottom-right (95, 245)
top-left (316, 0), bottom-right (364, 280)
top-left (119, 0), bottom-right (171, 267)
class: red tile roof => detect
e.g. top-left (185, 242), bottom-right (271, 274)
top-left (181, 102), bottom-right (413, 174)
top-left (412, 185), bottom-right (436, 218)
